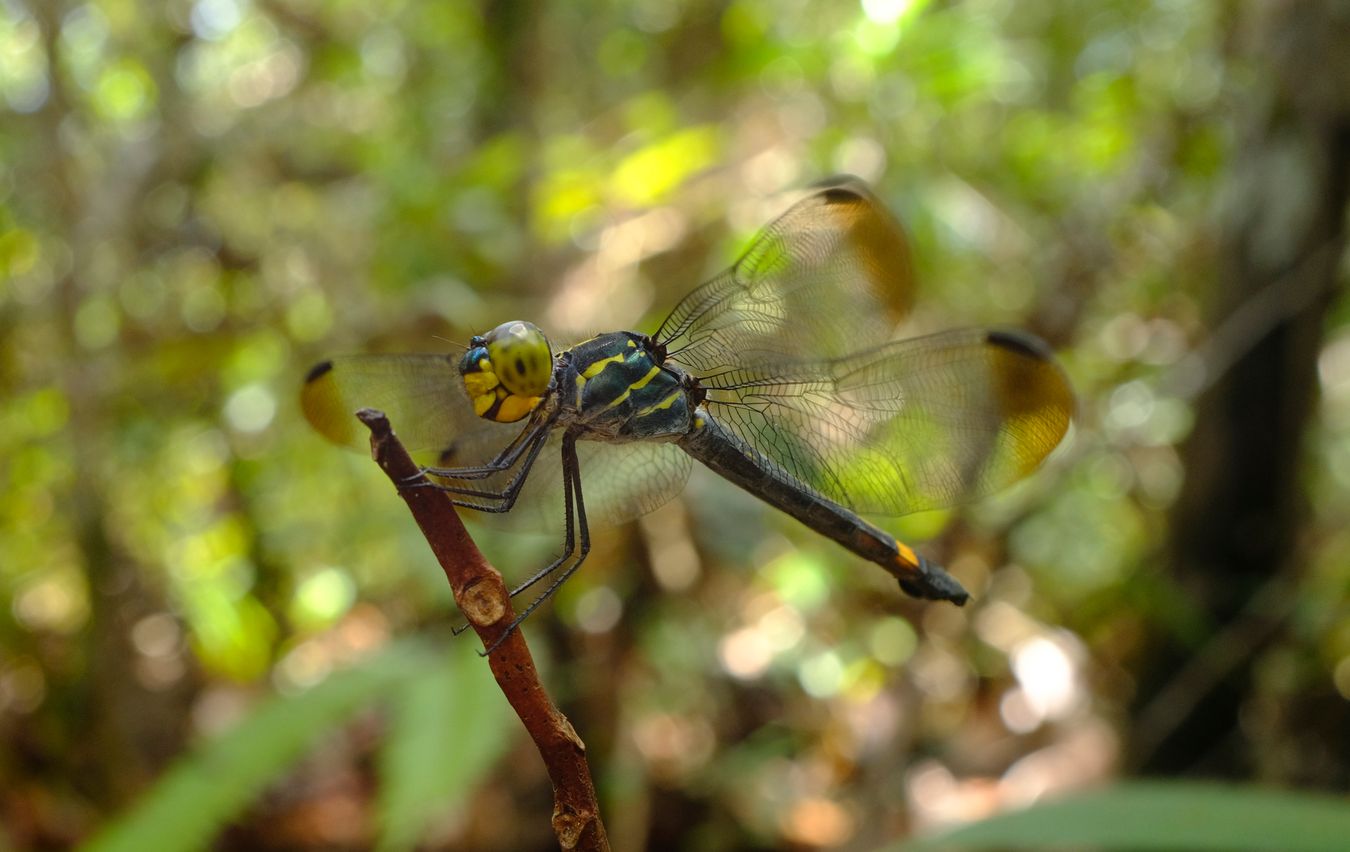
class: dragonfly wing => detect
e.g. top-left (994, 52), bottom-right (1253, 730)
top-left (468, 437), bottom-right (693, 534)
top-left (576, 439), bottom-right (693, 525)
top-left (524, 437), bottom-right (694, 530)
top-left (656, 177), bottom-right (916, 373)
top-left (304, 354), bottom-right (692, 534)
top-left (301, 354), bottom-right (518, 465)
top-left (700, 329), bottom-right (1074, 516)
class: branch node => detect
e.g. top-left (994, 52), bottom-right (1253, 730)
top-left (552, 809), bottom-right (591, 850)
top-left (461, 577), bottom-right (508, 626)
top-left (553, 710), bottom-right (585, 750)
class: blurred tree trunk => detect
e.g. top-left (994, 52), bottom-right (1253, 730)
top-left (31, 1), bottom-right (196, 811)
top-left (1127, 0), bottom-right (1350, 782)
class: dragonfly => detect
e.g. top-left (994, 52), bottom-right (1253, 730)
top-left (302, 178), bottom-right (1074, 646)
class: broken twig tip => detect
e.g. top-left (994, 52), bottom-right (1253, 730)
top-left (356, 407), bottom-right (391, 435)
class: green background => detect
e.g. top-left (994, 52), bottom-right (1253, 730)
top-left (2, 0), bottom-right (1348, 849)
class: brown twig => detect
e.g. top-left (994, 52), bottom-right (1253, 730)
top-left (356, 409), bottom-right (609, 852)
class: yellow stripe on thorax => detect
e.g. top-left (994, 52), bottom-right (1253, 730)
top-left (496, 393), bottom-right (541, 422)
top-left (636, 388), bottom-right (683, 416)
top-left (581, 350), bottom-right (630, 379)
top-left (604, 365), bottom-right (663, 410)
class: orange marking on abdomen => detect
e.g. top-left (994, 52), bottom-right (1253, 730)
top-left (894, 542), bottom-right (921, 574)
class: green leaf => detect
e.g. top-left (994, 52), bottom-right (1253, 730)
top-left (375, 641), bottom-right (516, 852)
top-left (896, 782), bottom-right (1350, 852)
top-left (81, 643), bottom-right (438, 852)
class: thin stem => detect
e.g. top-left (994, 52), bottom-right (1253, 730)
top-left (355, 408), bottom-right (609, 852)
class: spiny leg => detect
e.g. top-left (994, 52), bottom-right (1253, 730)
top-left (402, 411), bottom-right (555, 485)
top-left (449, 433), bottom-right (576, 639)
top-left (503, 440), bottom-right (577, 600)
top-left (481, 433), bottom-right (591, 656)
top-left (429, 425), bottom-right (551, 510)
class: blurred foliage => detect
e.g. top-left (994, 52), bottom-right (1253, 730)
top-left (84, 640), bottom-right (512, 852)
top-left (1, 0), bottom-right (1347, 849)
top-left (898, 782), bottom-right (1350, 852)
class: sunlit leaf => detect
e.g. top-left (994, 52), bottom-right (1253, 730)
top-left (896, 783), bottom-right (1350, 852)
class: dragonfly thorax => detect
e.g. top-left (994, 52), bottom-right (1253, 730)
top-left (458, 320), bottom-right (554, 423)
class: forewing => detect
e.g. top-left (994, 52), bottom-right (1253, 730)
top-left (656, 177), bottom-right (916, 373)
top-left (301, 354), bottom-right (516, 466)
top-left (701, 329), bottom-right (1074, 516)
top-left (303, 354), bottom-right (692, 535)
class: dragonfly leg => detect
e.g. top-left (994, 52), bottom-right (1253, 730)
top-left (432, 425), bottom-right (551, 510)
top-left (501, 440), bottom-right (577, 600)
top-left (449, 432), bottom-right (571, 639)
top-left (407, 411), bottom-right (556, 484)
top-left (481, 432), bottom-right (591, 656)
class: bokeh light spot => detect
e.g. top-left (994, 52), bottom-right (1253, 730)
top-left (291, 567), bottom-right (356, 631)
top-left (798, 650), bottom-right (845, 698)
top-left (574, 585), bottom-right (623, 635)
top-left (224, 383), bottom-right (277, 433)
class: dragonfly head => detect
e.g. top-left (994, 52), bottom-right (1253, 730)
top-left (458, 320), bottom-right (554, 423)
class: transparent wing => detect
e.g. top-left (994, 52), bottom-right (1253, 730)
top-left (701, 329), bottom-right (1074, 516)
top-left (301, 354), bottom-right (516, 464)
top-left (480, 438), bottom-right (693, 535)
top-left (302, 353), bottom-right (693, 534)
top-left (655, 177), bottom-right (916, 373)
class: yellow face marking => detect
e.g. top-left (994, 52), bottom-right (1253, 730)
top-left (461, 360), bottom-right (501, 417)
top-left (495, 394), bottom-right (542, 423)
top-left (462, 368), bottom-right (499, 398)
top-left (636, 388), bottom-right (683, 417)
top-left (604, 365), bottom-right (663, 410)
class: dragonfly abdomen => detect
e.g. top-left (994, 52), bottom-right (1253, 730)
top-left (678, 412), bottom-right (969, 605)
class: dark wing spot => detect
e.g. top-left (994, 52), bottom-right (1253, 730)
top-left (515, 357), bottom-right (526, 376)
top-left (304, 360), bottom-right (334, 384)
top-left (986, 329), bottom-right (1052, 361)
top-left (821, 185), bottom-right (864, 205)
top-left (438, 440), bottom-right (460, 466)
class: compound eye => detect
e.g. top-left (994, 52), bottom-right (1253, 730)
top-left (484, 321), bottom-right (552, 396)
